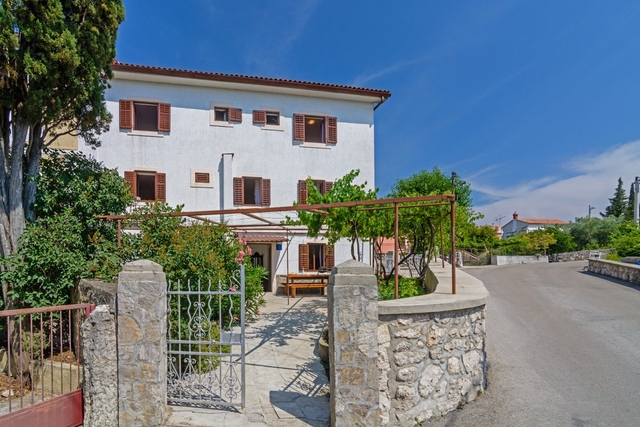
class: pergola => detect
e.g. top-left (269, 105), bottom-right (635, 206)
top-left (99, 194), bottom-right (458, 298)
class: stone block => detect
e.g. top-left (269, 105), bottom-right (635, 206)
top-left (31, 360), bottom-right (82, 395)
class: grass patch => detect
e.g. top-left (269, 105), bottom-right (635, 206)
top-left (379, 277), bottom-right (426, 301)
top-left (605, 253), bottom-right (621, 261)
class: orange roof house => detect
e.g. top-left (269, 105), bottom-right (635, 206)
top-left (501, 212), bottom-right (569, 238)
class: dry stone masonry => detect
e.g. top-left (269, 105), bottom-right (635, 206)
top-left (328, 260), bottom-right (381, 427)
top-left (378, 307), bottom-right (486, 425)
top-left (117, 260), bottom-right (167, 427)
top-left (588, 259), bottom-right (640, 285)
top-left (328, 260), bottom-right (488, 427)
top-left (81, 305), bottom-right (117, 427)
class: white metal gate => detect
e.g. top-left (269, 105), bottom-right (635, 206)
top-left (167, 265), bottom-right (246, 408)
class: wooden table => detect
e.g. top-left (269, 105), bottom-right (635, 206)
top-left (285, 273), bottom-right (330, 299)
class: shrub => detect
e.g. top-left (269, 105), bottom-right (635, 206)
top-left (379, 277), bottom-right (426, 301)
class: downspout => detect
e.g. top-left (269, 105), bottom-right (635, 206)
top-left (374, 95), bottom-right (390, 111)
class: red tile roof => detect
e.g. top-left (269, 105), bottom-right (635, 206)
top-left (518, 218), bottom-right (569, 225)
top-left (112, 61), bottom-right (391, 100)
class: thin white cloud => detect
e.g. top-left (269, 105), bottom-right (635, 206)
top-left (351, 56), bottom-right (430, 87)
top-left (474, 140), bottom-right (640, 224)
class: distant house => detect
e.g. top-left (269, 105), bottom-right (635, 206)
top-left (490, 225), bottom-right (503, 239)
top-left (501, 212), bottom-right (568, 238)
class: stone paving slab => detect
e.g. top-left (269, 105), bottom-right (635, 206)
top-left (165, 293), bottom-right (330, 427)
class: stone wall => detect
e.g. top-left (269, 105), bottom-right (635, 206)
top-left (79, 260), bottom-right (168, 426)
top-left (588, 259), bottom-right (640, 285)
top-left (117, 260), bottom-right (167, 427)
top-left (491, 255), bottom-right (548, 265)
top-left (553, 249), bottom-right (614, 262)
top-left (327, 260), bottom-right (489, 426)
top-left (378, 306), bottom-right (486, 425)
top-left (328, 260), bottom-right (380, 427)
top-left (377, 262), bottom-right (488, 425)
top-left (82, 305), bottom-right (118, 427)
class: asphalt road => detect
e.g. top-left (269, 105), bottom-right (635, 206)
top-left (428, 261), bottom-right (640, 427)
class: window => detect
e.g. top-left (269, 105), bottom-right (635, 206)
top-left (124, 171), bottom-right (166, 202)
top-left (253, 110), bottom-right (281, 127)
top-left (120, 100), bottom-right (170, 132)
top-left (299, 243), bottom-right (334, 272)
top-left (293, 114), bottom-right (337, 144)
top-left (298, 179), bottom-right (333, 204)
top-left (190, 168), bottom-right (215, 188)
top-left (266, 112), bottom-right (280, 126)
top-left (212, 106), bottom-right (242, 124)
top-left (233, 176), bottom-right (271, 206)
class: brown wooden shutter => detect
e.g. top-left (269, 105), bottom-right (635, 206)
top-left (124, 171), bottom-right (137, 196)
top-left (253, 110), bottom-right (266, 124)
top-left (120, 100), bottom-right (133, 129)
top-left (229, 108), bottom-right (242, 123)
top-left (155, 173), bottom-right (166, 201)
top-left (293, 114), bottom-right (305, 141)
top-left (299, 244), bottom-right (309, 272)
top-left (322, 181), bottom-right (333, 195)
top-left (233, 177), bottom-right (244, 205)
top-left (194, 172), bottom-right (210, 183)
top-left (326, 116), bottom-right (337, 144)
top-left (325, 244), bottom-right (335, 269)
top-left (298, 180), bottom-right (308, 204)
top-left (261, 178), bottom-right (271, 206)
top-left (158, 103), bottom-right (171, 132)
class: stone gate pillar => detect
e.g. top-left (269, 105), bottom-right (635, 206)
top-left (328, 260), bottom-right (380, 427)
top-left (117, 260), bottom-right (167, 426)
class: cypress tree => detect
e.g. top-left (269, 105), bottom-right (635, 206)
top-left (625, 183), bottom-right (635, 220)
top-left (602, 178), bottom-right (627, 218)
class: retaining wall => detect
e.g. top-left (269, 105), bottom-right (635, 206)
top-left (588, 259), bottom-right (640, 285)
top-left (553, 249), bottom-right (614, 262)
top-left (491, 255), bottom-right (548, 265)
top-left (327, 261), bottom-right (489, 426)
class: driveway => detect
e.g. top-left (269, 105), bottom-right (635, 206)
top-left (429, 261), bottom-right (640, 427)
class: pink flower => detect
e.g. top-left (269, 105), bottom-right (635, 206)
top-left (230, 285), bottom-right (237, 292)
top-left (233, 316), bottom-right (238, 322)
top-left (257, 310), bottom-right (260, 315)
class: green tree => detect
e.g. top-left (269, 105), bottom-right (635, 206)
top-left (567, 216), bottom-right (621, 250)
top-left (601, 177), bottom-right (627, 218)
top-left (610, 222), bottom-right (640, 257)
top-left (389, 168), bottom-right (480, 287)
top-left (459, 225), bottom-right (501, 251)
top-left (0, 151), bottom-right (133, 307)
top-left (289, 170), bottom-right (379, 261)
top-left (546, 226), bottom-right (576, 254)
top-left (0, 1), bottom-right (124, 304)
top-left (624, 183), bottom-right (635, 221)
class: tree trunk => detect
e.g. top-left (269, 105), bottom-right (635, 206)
top-left (24, 125), bottom-right (44, 222)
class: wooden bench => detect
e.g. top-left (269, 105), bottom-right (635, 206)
top-left (285, 273), bottom-right (330, 298)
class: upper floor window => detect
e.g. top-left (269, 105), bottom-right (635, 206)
top-left (212, 106), bottom-right (242, 125)
top-left (120, 100), bottom-right (170, 132)
top-left (124, 170), bottom-right (166, 202)
top-left (253, 110), bottom-right (281, 126)
top-left (293, 114), bottom-right (337, 144)
top-left (233, 176), bottom-right (271, 206)
top-left (298, 179), bottom-right (333, 204)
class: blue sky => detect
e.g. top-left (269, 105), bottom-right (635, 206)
top-left (116, 1), bottom-right (640, 225)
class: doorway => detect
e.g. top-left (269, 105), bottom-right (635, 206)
top-left (248, 244), bottom-right (271, 292)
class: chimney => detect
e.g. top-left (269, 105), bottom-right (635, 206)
top-left (513, 212), bottom-right (519, 220)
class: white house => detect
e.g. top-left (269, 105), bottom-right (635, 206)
top-left (501, 212), bottom-right (569, 238)
top-left (77, 61), bottom-right (391, 292)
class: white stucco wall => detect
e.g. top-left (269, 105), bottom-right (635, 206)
top-left (80, 73), bottom-right (378, 284)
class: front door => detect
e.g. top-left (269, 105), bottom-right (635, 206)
top-left (249, 244), bottom-right (271, 292)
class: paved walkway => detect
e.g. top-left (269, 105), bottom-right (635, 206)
top-left (165, 293), bottom-right (330, 427)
